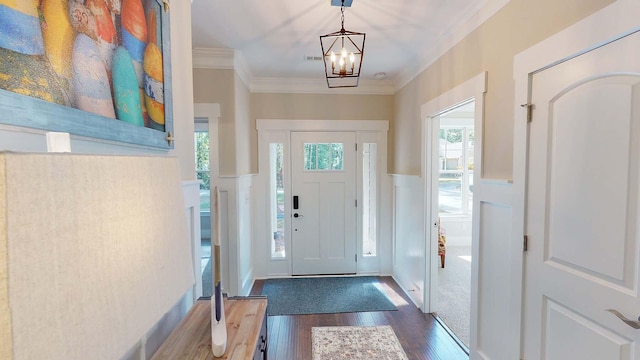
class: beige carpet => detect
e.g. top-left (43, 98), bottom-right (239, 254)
top-left (312, 325), bottom-right (408, 360)
top-left (436, 245), bottom-right (471, 347)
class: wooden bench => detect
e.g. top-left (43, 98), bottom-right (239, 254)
top-left (152, 297), bottom-right (268, 360)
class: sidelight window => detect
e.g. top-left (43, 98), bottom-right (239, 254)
top-left (362, 143), bottom-right (377, 256)
top-left (270, 143), bottom-right (286, 258)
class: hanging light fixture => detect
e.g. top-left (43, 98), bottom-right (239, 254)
top-left (319, 0), bottom-right (365, 88)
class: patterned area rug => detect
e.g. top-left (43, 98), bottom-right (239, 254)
top-left (312, 325), bottom-right (409, 360)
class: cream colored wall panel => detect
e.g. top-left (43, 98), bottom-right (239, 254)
top-left (235, 73), bottom-right (253, 175)
top-left (0, 155), bottom-right (10, 360)
top-left (251, 93), bottom-right (393, 121)
top-left (1, 153), bottom-right (194, 360)
top-left (193, 69), bottom-right (237, 176)
top-left (392, 0), bottom-right (614, 177)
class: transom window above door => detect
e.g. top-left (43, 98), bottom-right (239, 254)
top-left (304, 143), bottom-right (344, 171)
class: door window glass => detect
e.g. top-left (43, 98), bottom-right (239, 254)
top-left (304, 143), bottom-right (344, 171)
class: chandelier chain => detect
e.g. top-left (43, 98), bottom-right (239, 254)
top-left (340, 4), bottom-right (345, 30)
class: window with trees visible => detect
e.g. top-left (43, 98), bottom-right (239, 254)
top-left (194, 131), bottom-right (210, 211)
top-left (270, 143), bottom-right (285, 258)
top-left (304, 143), bottom-right (344, 171)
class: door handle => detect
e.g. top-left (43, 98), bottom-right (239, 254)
top-left (605, 309), bottom-right (640, 329)
top-left (293, 213), bottom-right (304, 218)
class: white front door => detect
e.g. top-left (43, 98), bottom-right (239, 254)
top-left (524, 30), bottom-right (640, 359)
top-left (290, 131), bottom-right (357, 275)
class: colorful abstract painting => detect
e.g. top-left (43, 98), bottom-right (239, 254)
top-left (0, 0), bottom-right (166, 132)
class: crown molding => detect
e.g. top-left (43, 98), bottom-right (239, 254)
top-left (192, 47), bottom-right (395, 94)
top-left (192, 48), bottom-right (252, 89)
top-left (192, 48), bottom-right (234, 68)
top-left (232, 51), bottom-right (252, 90)
top-left (250, 77), bottom-right (395, 95)
top-left (394, 0), bottom-right (511, 91)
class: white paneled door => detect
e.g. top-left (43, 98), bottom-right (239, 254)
top-left (523, 31), bottom-right (640, 359)
top-left (291, 132), bottom-right (357, 275)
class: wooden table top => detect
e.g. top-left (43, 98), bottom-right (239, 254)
top-left (151, 297), bottom-right (267, 360)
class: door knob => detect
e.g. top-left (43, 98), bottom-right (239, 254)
top-left (605, 309), bottom-right (640, 329)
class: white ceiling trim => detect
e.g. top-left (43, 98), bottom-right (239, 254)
top-left (192, 48), bottom-right (234, 69)
top-left (193, 48), bottom-right (395, 95)
top-left (395, 0), bottom-right (511, 91)
top-left (192, 48), bottom-right (252, 89)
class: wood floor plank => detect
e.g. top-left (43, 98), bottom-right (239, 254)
top-left (251, 276), bottom-right (468, 360)
top-left (251, 276), bottom-right (469, 360)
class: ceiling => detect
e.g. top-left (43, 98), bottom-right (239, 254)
top-left (190, 0), bottom-right (509, 91)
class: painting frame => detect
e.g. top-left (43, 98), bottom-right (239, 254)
top-left (0, 0), bottom-right (174, 149)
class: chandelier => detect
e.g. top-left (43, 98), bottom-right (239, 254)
top-left (319, 0), bottom-right (365, 88)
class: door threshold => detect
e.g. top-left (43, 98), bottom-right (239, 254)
top-left (432, 313), bottom-right (469, 355)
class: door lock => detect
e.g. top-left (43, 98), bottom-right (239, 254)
top-left (293, 213), bottom-right (304, 218)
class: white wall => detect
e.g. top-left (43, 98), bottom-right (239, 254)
top-left (392, 175), bottom-right (426, 308)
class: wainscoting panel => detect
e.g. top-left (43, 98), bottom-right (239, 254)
top-left (392, 174), bottom-right (425, 309)
top-left (237, 176), bottom-right (254, 295)
top-left (217, 179), bottom-right (235, 296)
top-left (471, 179), bottom-right (513, 360)
top-left (183, 180), bottom-right (203, 300)
top-left (217, 175), bottom-right (255, 296)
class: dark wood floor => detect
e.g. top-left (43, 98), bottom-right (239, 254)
top-left (250, 276), bottom-right (468, 360)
